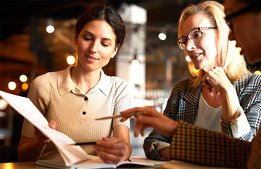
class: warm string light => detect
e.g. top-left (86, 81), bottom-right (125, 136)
top-left (8, 81), bottom-right (16, 91)
top-left (19, 74), bottom-right (27, 82)
top-left (21, 83), bottom-right (29, 91)
top-left (66, 55), bottom-right (76, 65)
top-left (46, 18), bottom-right (55, 33)
top-left (7, 74), bottom-right (29, 91)
top-left (46, 25), bottom-right (55, 33)
top-left (158, 25), bottom-right (171, 41)
top-left (158, 32), bottom-right (167, 41)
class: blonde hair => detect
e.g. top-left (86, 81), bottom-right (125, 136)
top-left (178, 1), bottom-right (249, 87)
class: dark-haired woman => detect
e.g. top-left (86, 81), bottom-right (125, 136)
top-left (18, 3), bottom-right (132, 164)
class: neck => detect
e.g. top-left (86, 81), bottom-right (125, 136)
top-left (70, 66), bottom-right (101, 94)
top-left (202, 86), bottom-right (222, 108)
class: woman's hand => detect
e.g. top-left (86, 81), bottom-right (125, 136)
top-left (120, 106), bottom-right (179, 137)
top-left (34, 120), bottom-right (57, 144)
top-left (202, 66), bottom-right (232, 92)
top-left (202, 67), bottom-right (240, 121)
top-left (94, 137), bottom-right (128, 164)
top-left (18, 120), bottom-right (57, 161)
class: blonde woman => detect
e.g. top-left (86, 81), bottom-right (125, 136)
top-left (121, 1), bottom-right (261, 161)
top-left (120, 0), bottom-right (261, 168)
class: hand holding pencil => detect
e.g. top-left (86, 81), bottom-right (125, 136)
top-left (119, 106), bottom-right (180, 137)
top-left (95, 112), bottom-right (143, 120)
top-left (95, 114), bottom-right (122, 120)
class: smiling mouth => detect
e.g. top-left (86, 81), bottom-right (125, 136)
top-left (89, 56), bottom-right (98, 60)
top-left (190, 53), bottom-right (202, 61)
top-left (190, 53), bottom-right (208, 69)
top-left (85, 54), bottom-right (99, 60)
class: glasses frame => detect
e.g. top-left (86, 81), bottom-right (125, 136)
top-left (177, 26), bottom-right (217, 50)
top-left (225, 4), bottom-right (261, 31)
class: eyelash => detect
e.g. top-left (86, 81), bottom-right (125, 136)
top-left (83, 37), bottom-right (110, 47)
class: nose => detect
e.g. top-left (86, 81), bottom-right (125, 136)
top-left (89, 40), bottom-right (99, 53)
top-left (185, 39), bottom-right (196, 51)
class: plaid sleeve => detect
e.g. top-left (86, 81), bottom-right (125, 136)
top-left (143, 129), bottom-right (171, 160)
top-left (170, 122), bottom-right (251, 168)
top-left (221, 74), bottom-right (261, 141)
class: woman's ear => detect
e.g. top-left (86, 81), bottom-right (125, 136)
top-left (111, 47), bottom-right (119, 58)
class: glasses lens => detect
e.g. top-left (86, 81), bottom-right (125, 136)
top-left (177, 37), bottom-right (187, 49)
top-left (189, 29), bottom-right (203, 42)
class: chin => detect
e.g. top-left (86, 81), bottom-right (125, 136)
top-left (193, 64), bottom-right (200, 70)
top-left (194, 67), bottom-right (201, 70)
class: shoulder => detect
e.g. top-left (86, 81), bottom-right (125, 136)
top-left (234, 74), bottom-right (261, 99)
top-left (171, 79), bottom-right (194, 94)
top-left (103, 74), bottom-right (129, 88)
top-left (249, 73), bottom-right (261, 84)
top-left (235, 74), bottom-right (261, 89)
top-left (31, 71), bottom-right (58, 86)
top-left (29, 71), bottom-right (59, 96)
top-left (167, 79), bottom-right (200, 105)
top-left (100, 74), bottom-right (131, 95)
top-left (175, 79), bottom-right (193, 88)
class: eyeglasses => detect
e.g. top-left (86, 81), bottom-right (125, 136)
top-left (225, 5), bottom-right (261, 32)
top-left (177, 26), bottom-right (217, 49)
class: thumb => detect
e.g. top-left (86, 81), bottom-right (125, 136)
top-left (48, 120), bottom-right (57, 129)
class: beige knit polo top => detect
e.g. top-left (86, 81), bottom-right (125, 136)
top-left (21, 66), bottom-right (131, 159)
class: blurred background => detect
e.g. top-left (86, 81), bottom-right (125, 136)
top-left (0, 0), bottom-right (227, 161)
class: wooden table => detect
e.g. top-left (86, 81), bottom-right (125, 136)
top-left (0, 161), bottom-right (237, 169)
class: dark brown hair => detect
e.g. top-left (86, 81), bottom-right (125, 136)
top-left (75, 2), bottom-right (126, 50)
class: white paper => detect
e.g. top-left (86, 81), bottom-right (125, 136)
top-left (0, 90), bottom-right (93, 166)
top-left (36, 156), bottom-right (160, 169)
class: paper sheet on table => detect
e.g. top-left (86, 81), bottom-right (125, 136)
top-left (0, 90), bottom-right (95, 166)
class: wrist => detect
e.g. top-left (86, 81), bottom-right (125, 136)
top-left (165, 121), bottom-right (180, 137)
top-left (35, 138), bottom-right (51, 146)
top-left (220, 83), bottom-right (235, 97)
top-left (221, 106), bottom-right (241, 122)
top-left (125, 143), bottom-right (132, 160)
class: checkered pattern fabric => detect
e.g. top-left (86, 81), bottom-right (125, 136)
top-left (247, 128), bottom-right (261, 169)
top-left (170, 122), bottom-right (251, 168)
